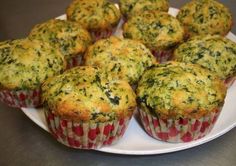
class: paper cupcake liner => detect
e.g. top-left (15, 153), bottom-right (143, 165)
top-left (151, 50), bottom-right (173, 63)
top-left (44, 109), bottom-right (131, 149)
top-left (66, 54), bottom-right (83, 69)
top-left (224, 76), bottom-right (236, 88)
top-left (90, 28), bottom-right (115, 42)
top-left (0, 88), bottom-right (41, 108)
top-left (122, 16), bottom-right (128, 23)
top-left (139, 108), bottom-right (221, 143)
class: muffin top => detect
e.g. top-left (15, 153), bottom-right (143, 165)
top-left (173, 35), bottom-right (236, 80)
top-left (177, 0), bottom-right (232, 37)
top-left (119, 0), bottom-right (169, 18)
top-left (42, 66), bottom-right (136, 123)
top-left (66, 0), bottom-right (121, 31)
top-left (0, 38), bottom-right (66, 90)
top-left (137, 62), bottom-right (226, 119)
top-left (84, 36), bottom-right (156, 84)
top-left (29, 19), bottom-right (92, 60)
top-left (0, 40), bottom-right (17, 62)
top-left (123, 11), bottom-right (184, 51)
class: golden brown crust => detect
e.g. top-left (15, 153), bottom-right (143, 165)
top-left (137, 62), bottom-right (226, 119)
top-left (42, 66), bottom-right (136, 123)
top-left (29, 19), bottom-right (92, 60)
top-left (119, 0), bottom-right (169, 18)
top-left (66, 0), bottom-right (121, 31)
top-left (177, 0), bottom-right (233, 38)
top-left (84, 36), bottom-right (156, 84)
top-left (173, 35), bottom-right (236, 80)
top-left (0, 38), bottom-right (66, 90)
top-left (123, 11), bottom-right (184, 51)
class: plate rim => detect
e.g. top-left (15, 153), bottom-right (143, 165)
top-left (21, 106), bottom-right (236, 155)
top-left (21, 7), bottom-right (236, 155)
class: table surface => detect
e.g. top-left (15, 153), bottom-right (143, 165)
top-left (0, 0), bottom-right (236, 166)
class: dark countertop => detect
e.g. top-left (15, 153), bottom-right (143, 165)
top-left (0, 0), bottom-right (236, 166)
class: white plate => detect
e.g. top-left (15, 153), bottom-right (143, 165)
top-left (22, 8), bottom-right (236, 155)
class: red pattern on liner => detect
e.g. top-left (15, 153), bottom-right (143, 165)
top-left (224, 76), bottom-right (236, 88)
top-left (179, 118), bottom-right (188, 125)
top-left (73, 126), bottom-right (84, 136)
top-left (169, 126), bottom-right (179, 137)
top-left (44, 109), bottom-right (132, 149)
top-left (191, 120), bottom-right (201, 132)
top-left (181, 132), bottom-right (193, 142)
top-left (151, 50), bottom-right (173, 63)
top-left (139, 108), bottom-right (221, 143)
top-left (66, 54), bottom-right (83, 69)
top-left (90, 28), bottom-right (115, 42)
top-left (0, 89), bottom-right (41, 108)
top-left (103, 124), bottom-right (114, 136)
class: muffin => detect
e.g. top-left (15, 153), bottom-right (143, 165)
top-left (66, 0), bottom-right (121, 41)
top-left (123, 11), bottom-right (184, 63)
top-left (42, 66), bottom-right (136, 149)
top-left (177, 0), bottom-right (233, 38)
top-left (0, 40), bottom-right (16, 62)
top-left (119, 0), bottom-right (169, 19)
top-left (173, 35), bottom-right (236, 87)
top-left (84, 36), bottom-right (156, 85)
top-left (0, 38), bottom-right (66, 108)
top-left (29, 19), bottom-right (92, 69)
top-left (136, 62), bottom-right (226, 142)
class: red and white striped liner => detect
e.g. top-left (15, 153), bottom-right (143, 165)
top-left (139, 108), bottom-right (221, 143)
top-left (151, 50), bottom-right (173, 63)
top-left (90, 28), bottom-right (115, 42)
top-left (66, 54), bottom-right (83, 69)
top-left (44, 109), bottom-right (132, 149)
top-left (0, 88), bottom-right (41, 108)
top-left (224, 76), bottom-right (236, 88)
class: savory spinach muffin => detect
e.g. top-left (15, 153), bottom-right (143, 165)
top-left (177, 0), bottom-right (233, 38)
top-left (136, 61), bottom-right (226, 142)
top-left (84, 36), bottom-right (156, 85)
top-left (0, 38), bottom-right (66, 108)
top-left (119, 0), bottom-right (169, 19)
top-left (173, 35), bottom-right (236, 87)
top-left (29, 19), bottom-right (92, 68)
top-left (123, 11), bottom-right (184, 63)
top-left (0, 40), bottom-right (17, 63)
top-left (66, 0), bottom-right (121, 41)
top-left (42, 66), bottom-right (136, 149)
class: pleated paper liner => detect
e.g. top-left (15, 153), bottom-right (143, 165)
top-left (66, 54), bottom-right (83, 69)
top-left (45, 109), bottom-right (132, 149)
top-left (0, 88), bottom-right (41, 108)
top-left (224, 76), bottom-right (236, 88)
top-left (90, 27), bottom-right (117, 42)
top-left (139, 108), bottom-right (221, 143)
top-left (151, 50), bottom-right (173, 63)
